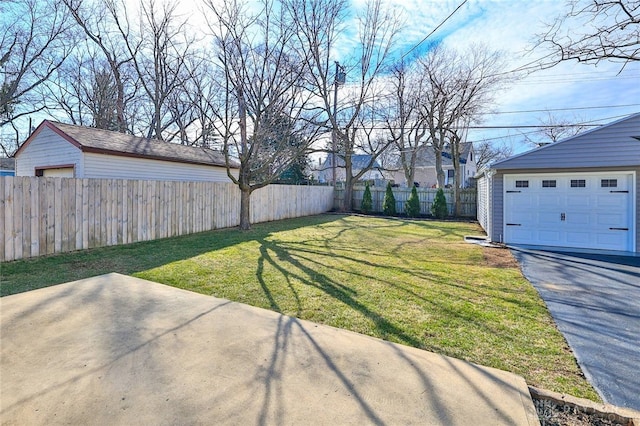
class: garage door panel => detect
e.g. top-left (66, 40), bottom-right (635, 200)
top-left (504, 173), bottom-right (634, 252)
top-left (597, 213), bottom-right (627, 226)
top-left (510, 196), bottom-right (535, 209)
top-left (540, 195), bottom-right (563, 208)
top-left (507, 227), bottom-right (535, 242)
top-left (538, 212), bottom-right (560, 225)
top-left (595, 195), bottom-right (626, 208)
top-left (566, 195), bottom-right (590, 207)
top-left (566, 232), bottom-right (591, 244)
top-left (596, 232), bottom-right (628, 249)
top-left (567, 212), bottom-right (590, 225)
top-left (537, 230), bottom-right (562, 244)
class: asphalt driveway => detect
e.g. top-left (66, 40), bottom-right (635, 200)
top-left (510, 247), bottom-right (640, 411)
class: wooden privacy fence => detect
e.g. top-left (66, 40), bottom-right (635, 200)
top-left (0, 177), bottom-right (334, 262)
top-left (335, 186), bottom-right (477, 217)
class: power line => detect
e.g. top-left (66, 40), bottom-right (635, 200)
top-left (401, 0), bottom-right (468, 60)
top-left (487, 104), bottom-right (640, 115)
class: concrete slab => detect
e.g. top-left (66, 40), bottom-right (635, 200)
top-left (1, 273), bottom-right (539, 425)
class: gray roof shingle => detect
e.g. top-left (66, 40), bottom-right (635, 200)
top-left (39, 121), bottom-right (237, 168)
top-left (0, 157), bottom-right (15, 170)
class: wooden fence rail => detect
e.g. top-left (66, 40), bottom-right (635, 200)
top-left (334, 186), bottom-right (477, 217)
top-left (1, 177), bottom-right (334, 262)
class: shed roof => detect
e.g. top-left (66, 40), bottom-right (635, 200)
top-left (17, 121), bottom-right (238, 168)
top-left (322, 154), bottom-right (382, 169)
top-left (491, 112), bottom-right (640, 170)
top-left (0, 157), bottom-right (15, 170)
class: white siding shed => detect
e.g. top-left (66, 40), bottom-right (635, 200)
top-left (15, 121), bottom-right (237, 182)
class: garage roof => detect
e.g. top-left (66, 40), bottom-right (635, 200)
top-left (17, 121), bottom-right (239, 169)
top-left (491, 112), bottom-right (640, 170)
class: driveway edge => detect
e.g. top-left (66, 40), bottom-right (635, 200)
top-left (529, 386), bottom-right (640, 425)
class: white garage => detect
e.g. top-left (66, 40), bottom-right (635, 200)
top-left (476, 113), bottom-right (640, 253)
top-left (504, 172), bottom-right (634, 252)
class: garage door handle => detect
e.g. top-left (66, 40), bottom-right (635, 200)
top-left (506, 190), bottom-right (521, 193)
top-left (506, 223), bottom-right (521, 226)
top-left (610, 190), bottom-right (629, 193)
top-left (609, 227), bottom-right (629, 231)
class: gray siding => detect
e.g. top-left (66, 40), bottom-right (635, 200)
top-left (636, 169), bottom-right (640, 251)
top-left (490, 174), bottom-right (504, 243)
top-left (493, 113), bottom-right (640, 170)
top-left (15, 127), bottom-right (83, 176)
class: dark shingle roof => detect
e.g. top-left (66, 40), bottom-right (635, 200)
top-left (408, 142), bottom-right (472, 168)
top-left (0, 157), bottom-right (15, 170)
top-left (26, 121), bottom-right (237, 168)
top-left (322, 154), bottom-right (382, 169)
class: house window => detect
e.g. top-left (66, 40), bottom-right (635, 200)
top-left (570, 179), bottom-right (586, 188)
top-left (515, 180), bottom-right (529, 188)
top-left (447, 170), bottom-right (455, 179)
top-left (601, 179), bottom-right (618, 188)
top-left (542, 180), bottom-right (556, 188)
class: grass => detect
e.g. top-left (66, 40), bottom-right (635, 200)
top-left (0, 214), bottom-right (599, 400)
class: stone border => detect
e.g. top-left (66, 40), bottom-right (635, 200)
top-left (529, 386), bottom-right (640, 426)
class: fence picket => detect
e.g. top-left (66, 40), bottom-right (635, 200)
top-left (0, 177), bottom-right (334, 262)
top-left (335, 186), bottom-right (477, 217)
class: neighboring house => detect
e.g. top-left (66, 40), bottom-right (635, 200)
top-left (389, 142), bottom-right (476, 188)
top-left (477, 112), bottom-right (640, 253)
top-left (315, 154), bottom-right (384, 184)
top-left (0, 157), bottom-right (15, 176)
top-left (15, 120), bottom-right (237, 181)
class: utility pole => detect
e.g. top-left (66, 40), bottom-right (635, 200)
top-left (331, 61), bottom-right (345, 186)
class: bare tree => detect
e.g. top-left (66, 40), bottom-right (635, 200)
top-left (61, 0), bottom-right (137, 132)
top-left (519, 113), bottom-right (590, 146)
top-left (419, 44), bottom-right (509, 215)
top-left (286, 0), bottom-right (402, 211)
top-left (99, 0), bottom-right (197, 140)
top-left (474, 139), bottom-right (513, 170)
top-left (1, 0), bottom-right (74, 153)
top-left (205, 0), bottom-right (319, 230)
top-left (537, 0), bottom-right (640, 69)
top-left (381, 61), bottom-right (427, 187)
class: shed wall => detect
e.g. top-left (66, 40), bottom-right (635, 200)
top-left (82, 152), bottom-right (233, 182)
top-left (15, 127), bottom-right (83, 176)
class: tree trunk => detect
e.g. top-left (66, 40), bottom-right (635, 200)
top-left (239, 186), bottom-right (251, 230)
top-left (434, 150), bottom-right (445, 188)
top-left (341, 153), bottom-right (354, 212)
top-left (451, 137), bottom-right (462, 216)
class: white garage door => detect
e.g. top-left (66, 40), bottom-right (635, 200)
top-left (504, 172), bottom-right (635, 251)
top-left (41, 167), bottom-right (74, 177)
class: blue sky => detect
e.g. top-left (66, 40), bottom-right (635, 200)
top-left (3, 0), bottom-right (638, 155)
top-left (377, 0), bottom-right (640, 153)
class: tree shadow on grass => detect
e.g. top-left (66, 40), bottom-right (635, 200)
top-left (254, 236), bottom-right (424, 349)
top-left (1, 215), bottom-right (347, 297)
top-left (252, 233), bottom-right (562, 361)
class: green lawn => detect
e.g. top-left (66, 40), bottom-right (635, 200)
top-left (0, 214), bottom-right (598, 400)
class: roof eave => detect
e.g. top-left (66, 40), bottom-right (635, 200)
top-left (81, 146), bottom-right (238, 168)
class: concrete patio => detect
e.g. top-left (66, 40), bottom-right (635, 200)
top-left (1, 273), bottom-right (539, 425)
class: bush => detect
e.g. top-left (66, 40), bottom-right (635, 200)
top-left (383, 182), bottom-right (396, 216)
top-left (430, 188), bottom-right (448, 219)
top-left (361, 183), bottom-right (373, 213)
top-left (405, 185), bottom-right (421, 217)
